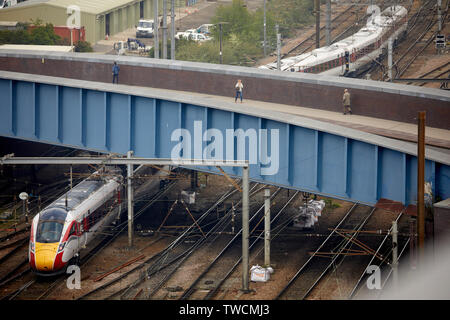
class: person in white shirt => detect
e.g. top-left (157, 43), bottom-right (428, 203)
top-left (235, 79), bottom-right (244, 103)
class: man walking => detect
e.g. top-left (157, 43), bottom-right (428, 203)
top-left (342, 89), bottom-right (352, 115)
top-left (235, 79), bottom-right (244, 103)
top-left (112, 62), bottom-right (120, 84)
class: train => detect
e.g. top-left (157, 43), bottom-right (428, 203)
top-left (29, 167), bottom-right (124, 276)
top-left (259, 6), bottom-right (408, 76)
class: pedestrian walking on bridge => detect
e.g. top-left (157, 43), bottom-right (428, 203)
top-left (235, 79), bottom-right (244, 103)
top-left (342, 89), bottom-right (352, 115)
top-left (112, 62), bottom-right (120, 84)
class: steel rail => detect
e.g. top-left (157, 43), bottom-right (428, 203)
top-left (275, 202), bottom-right (359, 299)
top-left (204, 190), bottom-right (300, 300)
top-left (348, 211), bottom-right (404, 299)
top-left (179, 187), bottom-right (282, 300)
top-left (375, 237), bottom-right (410, 299)
top-left (301, 206), bottom-right (377, 300)
top-left (284, 3), bottom-right (360, 58)
top-left (120, 183), bottom-right (250, 300)
top-left (79, 181), bottom-right (249, 300)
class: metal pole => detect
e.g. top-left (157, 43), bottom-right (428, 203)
top-left (70, 165), bottom-right (73, 189)
top-left (162, 0), bottom-right (167, 59)
top-left (263, 0), bottom-right (266, 57)
top-left (326, 0), bottom-right (331, 46)
top-left (219, 23), bottom-right (223, 64)
top-left (264, 188), bottom-right (271, 267)
top-left (392, 220), bottom-right (399, 290)
top-left (171, 0), bottom-right (175, 60)
top-left (315, 0), bottom-right (320, 48)
top-left (417, 111), bottom-right (426, 267)
top-left (154, 0), bottom-right (159, 58)
top-left (438, 0), bottom-right (442, 32)
top-left (127, 150), bottom-right (134, 247)
top-left (241, 166), bottom-right (249, 292)
top-left (22, 199), bottom-right (26, 222)
top-left (276, 24), bottom-right (281, 70)
top-left (388, 37), bottom-right (393, 81)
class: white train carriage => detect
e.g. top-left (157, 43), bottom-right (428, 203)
top-left (29, 167), bottom-right (123, 276)
top-left (259, 6), bottom-right (408, 76)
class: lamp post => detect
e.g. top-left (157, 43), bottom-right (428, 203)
top-left (19, 192), bottom-right (28, 223)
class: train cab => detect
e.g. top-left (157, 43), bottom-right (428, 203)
top-left (29, 207), bottom-right (68, 275)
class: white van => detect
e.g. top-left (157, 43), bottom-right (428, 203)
top-left (136, 19), bottom-right (154, 38)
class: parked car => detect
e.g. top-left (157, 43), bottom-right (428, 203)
top-left (185, 29), bottom-right (198, 34)
top-left (188, 33), bottom-right (212, 42)
top-left (196, 24), bottom-right (214, 35)
top-left (175, 32), bottom-right (189, 40)
top-left (136, 19), bottom-right (154, 38)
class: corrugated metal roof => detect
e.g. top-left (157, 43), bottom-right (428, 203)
top-left (0, 44), bottom-right (74, 52)
top-left (8, 0), bottom-right (141, 15)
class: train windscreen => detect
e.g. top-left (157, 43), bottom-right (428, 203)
top-left (36, 208), bottom-right (67, 243)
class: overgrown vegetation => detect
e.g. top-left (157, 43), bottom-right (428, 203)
top-left (0, 20), bottom-right (93, 51)
top-left (169, 0), bottom-right (315, 66)
top-left (74, 40), bottom-right (93, 52)
top-left (324, 198), bottom-right (341, 210)
top-left (0, 21), bottom-right (61, 45)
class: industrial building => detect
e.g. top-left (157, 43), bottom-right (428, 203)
top-left (0, 0), bottom-right (156, 44)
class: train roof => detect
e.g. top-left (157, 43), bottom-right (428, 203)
top-left (51, 179), bottom-right (105, 211)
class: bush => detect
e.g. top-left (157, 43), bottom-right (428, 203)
top-left (0, 23), bottom-right (61, 46)
top-left (74, 40), bottom-right (93, 52)
top-left (324, 199), bottom-right (341, 210)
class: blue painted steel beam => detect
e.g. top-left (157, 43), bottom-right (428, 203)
top-left (0, 76), bottom-right (449, 206)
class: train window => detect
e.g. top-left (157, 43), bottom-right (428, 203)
top-left (36, 220), bottom-right (64, 243)
top-left (69, 223), bottom-right (77, 236)
top-left (36, 208), bottom-right (67, 243)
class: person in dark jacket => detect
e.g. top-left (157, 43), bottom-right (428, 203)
top-left (112, 62), bottom-right (120, 84)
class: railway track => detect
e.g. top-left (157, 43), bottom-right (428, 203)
top-left (395, 0), bottom-right (448, 78)
top-left (407, 61), bottom-right (450, 86)
top-left (203, 190), bottom-right (300, 300)
top-left (365, 0), bottom-right (448, 80)
top-left (284, 2), bottom-right (368, 58)
top-left (0, 170), bottom-right (179, 300)
top-left (76, 180), bottom-right (252, 300)
top-left (173, 187), bottom-right (283, 300)
top-left (348, 213), bottom-right (410, 299)
top-left (276, 203), bottom-right (376, 300)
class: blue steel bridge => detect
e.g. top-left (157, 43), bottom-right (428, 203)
top-left (0, 54), bottom-right (449, 209)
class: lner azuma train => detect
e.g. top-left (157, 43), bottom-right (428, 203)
top-left (29, 167), bottom-right (124, 276)
top-left (259, 6), bottom-right (408, 76)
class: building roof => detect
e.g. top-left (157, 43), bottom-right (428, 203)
top-left (0, 21), bottom-right (19, 27)
top-left (0, 44), bottom-right (74, 52)
top-left (6, 0), bottom-right (141, 15)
